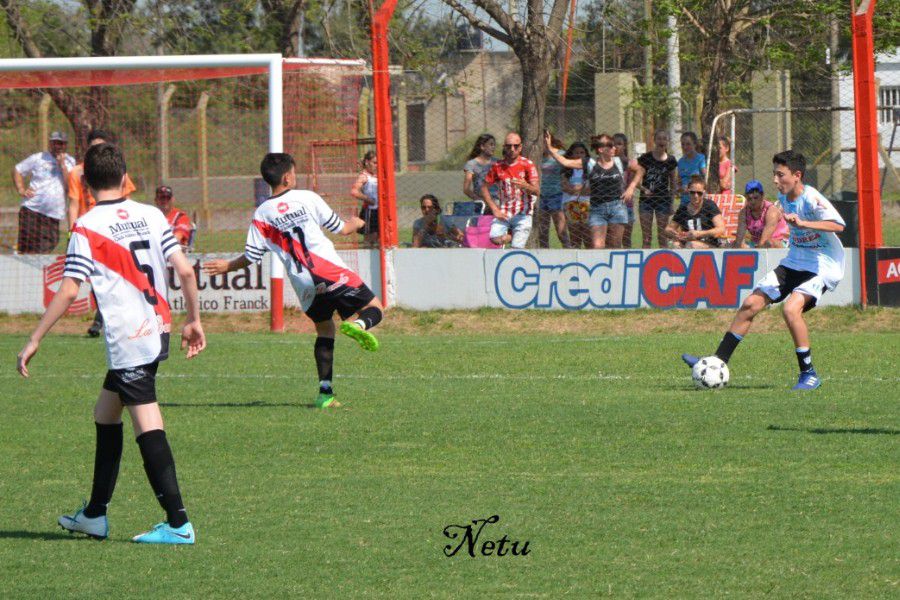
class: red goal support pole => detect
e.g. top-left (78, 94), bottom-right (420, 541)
top-left (371, 0), bottom-right (400, 306)
top-left (851, 0), bottom-right (883, 307)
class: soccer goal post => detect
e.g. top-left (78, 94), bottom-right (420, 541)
top-left (0, 53), bottom-right (371, 330)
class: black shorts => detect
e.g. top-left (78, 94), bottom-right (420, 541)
top-left (360, 207), bottom-right (379, 236)
top-left (103, 362), bottom-right (159, 405)
top-left (758, 265), bottom-right (823, 312)
top-left (305, 283), bottom-right (376, 323)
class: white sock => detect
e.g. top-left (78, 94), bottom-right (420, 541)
top-left (354, 319), bottom-right (366, 330)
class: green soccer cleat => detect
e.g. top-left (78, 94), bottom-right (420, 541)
top-left (315, 391), bottom-right (340, 409)
top-left (340, 321), bottom-right (380, 352)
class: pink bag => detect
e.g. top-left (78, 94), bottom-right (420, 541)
top-left (463, 215), bottom-right (500, 249)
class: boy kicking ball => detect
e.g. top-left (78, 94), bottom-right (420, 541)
top-left (16, 143), bottom-right (206, 544)
top-left (203, 153), bottom-right (383, 409)
top-left (682, 150), bottom-right (845, 390)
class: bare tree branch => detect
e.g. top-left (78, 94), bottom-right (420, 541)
top-left (441, 0), bottom-right (512, 45)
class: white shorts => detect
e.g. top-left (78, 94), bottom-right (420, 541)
top-left (755, 265), bottom-right (827, 308)
top-left (490, 214), bottom-right (532, 249)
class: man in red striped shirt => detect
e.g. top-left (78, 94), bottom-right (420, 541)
top-left (481, 132), bottom-right (540, 248)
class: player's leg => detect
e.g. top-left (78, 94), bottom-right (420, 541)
top-left (682, 290), bottom-right (771, 368)
top-left (58, 387), bottom-right (123, 539)
top-left (340, 293), bottom-right (384, 352)
top-left (313, 318), bottom-right (338, 408)
top-left (112, 364), bottom-right (194, 544)
top-left (783, 280), bottom-right (825, 390)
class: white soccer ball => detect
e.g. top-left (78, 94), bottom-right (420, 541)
top-left (692, 356), bottom-right (730, 389)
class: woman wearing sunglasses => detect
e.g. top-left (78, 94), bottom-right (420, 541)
top-left (665, 176), bottom-right (726, 248)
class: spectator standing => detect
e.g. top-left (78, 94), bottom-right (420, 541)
top-left (636, 129), bottom-right (679, 248)
top-left (537, 134), bottom-right (570, 248)
top-left (13, 131), bottom-right (75, 253)
top-left (350, 150), bottom-right (379, 247)
top-left (613, 133), bottom-right (640, 248)
top-left (560, 142), bottom-right (591, 249)
top-left (463, 134), bottom-right (498, 212)
top-left (546, 132), bottom-right (638, 248)
top-left (412, 194), bottom-right (464, 248)
top-left (665, 176), bottom-right (725, 248)
top-left (154, 186), bottom-right (195, 249)
top-left (67, 129), bottom-right (137, 229)
top-left (732, 180), bottom-right (789, 248)
top-left (482, 132), bottom-right (540, 248)
top-left (677, 132), bottom-right (707, 206)
top-left (717, 136), bottom-right (735, 194)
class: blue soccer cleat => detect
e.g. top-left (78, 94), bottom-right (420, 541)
top-left (681, 353), bottom-right (700, 368)
top-left (132, 521), bottom-right (195, 545)
top-left (58, 502), bottom-right (108, 540)
top-left (792, 370), bottom-right (821, 390)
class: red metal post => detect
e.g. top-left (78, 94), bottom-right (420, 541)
top-left (851, 0), bottom-right (882, 306)
top-left (371, 0), bottom-right (399, 306)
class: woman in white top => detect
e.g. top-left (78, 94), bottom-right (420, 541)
top-left (350, 150), bottom-right (379, 247)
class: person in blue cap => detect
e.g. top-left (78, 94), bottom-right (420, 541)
top-left (732, 179), bottom-right (789, 248)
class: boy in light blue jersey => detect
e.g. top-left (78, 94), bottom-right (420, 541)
top-left (682, 150), bottom-right (846, 390)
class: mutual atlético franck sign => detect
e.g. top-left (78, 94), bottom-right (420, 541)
top-left (494, 250), bottom-right (760, 309)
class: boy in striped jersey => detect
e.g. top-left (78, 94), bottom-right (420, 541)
top-left (17, 143), bottom-right (206, 544)
top-left (203, 153), bottom-right (383, 409)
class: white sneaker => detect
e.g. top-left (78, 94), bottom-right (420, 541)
top-left (59, 503), bottom-right (109, 539)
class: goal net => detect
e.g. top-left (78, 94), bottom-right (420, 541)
top-left (0, 55), bottom-right (368, 325)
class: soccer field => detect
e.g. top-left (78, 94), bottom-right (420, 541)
top-left (1, 310), bottom-right (897, 598)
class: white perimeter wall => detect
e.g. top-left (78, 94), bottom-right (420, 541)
top-left (1, 248), bottom-right (859, 314)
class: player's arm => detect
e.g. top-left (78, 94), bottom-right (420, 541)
top-left (170, 250), bottom-right (206, 359)
top-left (17, 277), bottom-right (81, 377)
top-left (732, 208), bottom-right (748, 248)
top-left (203, 254), bottom-right (251, 276)
top-left (783, 212), bottom-right (844, 232)
top-left (757, 204), bottom-right (784, 247)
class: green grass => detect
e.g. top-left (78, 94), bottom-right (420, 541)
top-left (0, 327), bottom-right (897, 598)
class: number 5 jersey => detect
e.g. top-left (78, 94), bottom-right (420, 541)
top-left (243, 189), bottom-right (363, 310)
top-left (65, 199), bottom-right (179, 369)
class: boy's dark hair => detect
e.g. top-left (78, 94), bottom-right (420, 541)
top-left (773, 150), bottom-right (806, 178)
top-left (681, 131), bottom-right (699, 146)
top-left (87, 128), bottom-right (113, 145)
top-left (260, 153), bottom-right (295, 187)
top-left (84, 143), bottom-right (126, 192)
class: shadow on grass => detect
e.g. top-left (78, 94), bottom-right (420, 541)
top-left (0, 530), bottom-right (82, 541)
top-left (767, 425), bottom-right (900, 435)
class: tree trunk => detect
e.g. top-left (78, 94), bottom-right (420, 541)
top-left (699, 32), bottom-right (731, 145)
top-left (517, 49), bottom-right (552, 163)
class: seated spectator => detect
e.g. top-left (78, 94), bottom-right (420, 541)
top-left (412, 194), bottom-right (464, 248)
top-left (154, 185), bottom-right (195, 250)
top-left (665, 176), bottom-right (725, 248)
top-left (732, 180), bottom-right (789, 248)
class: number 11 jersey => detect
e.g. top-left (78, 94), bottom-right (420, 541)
top-left (243, 189), bottom-right (363, 310)
top-left (65, 199), bottom-right (178, 369)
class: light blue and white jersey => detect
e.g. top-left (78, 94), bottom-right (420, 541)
top-left (778, 184), bottom-right (845, 289)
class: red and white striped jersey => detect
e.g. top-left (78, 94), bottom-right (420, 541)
top-left (244, 190), bottom-right (362, 310)
top-left (484, 156), bottom-right (539, 216)
top-left (65, 199), bottom-right (178, 370)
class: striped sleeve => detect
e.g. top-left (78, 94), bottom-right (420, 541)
top-left (63, 230), bottom-right (94, 281)
top-left (313, 193), bottom-right (345, 234)
top-left (160, 228), bottom-right (181, 259)
top-left (244, 219), bottom-right (268, 264)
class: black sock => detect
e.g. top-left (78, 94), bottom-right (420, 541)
top-left (92, 310), bottom-right (103, 326)
top-left (355, 306), bottom-right (383, 331)
top-left (314, 337), bottom-right (335, 391)
top-left (137, 429), bottom-right (188, 528)
top-left (84, 422), bottom-right (123, 518)
top-left (714, 332), bottom-right (743, 363)
top-left (796, 347), bottom-right (814, 373)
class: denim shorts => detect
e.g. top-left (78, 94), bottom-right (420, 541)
top-left (589, 201), bottom-right (628, 227)
top-left (539, 193), bottom-right (564, 212)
